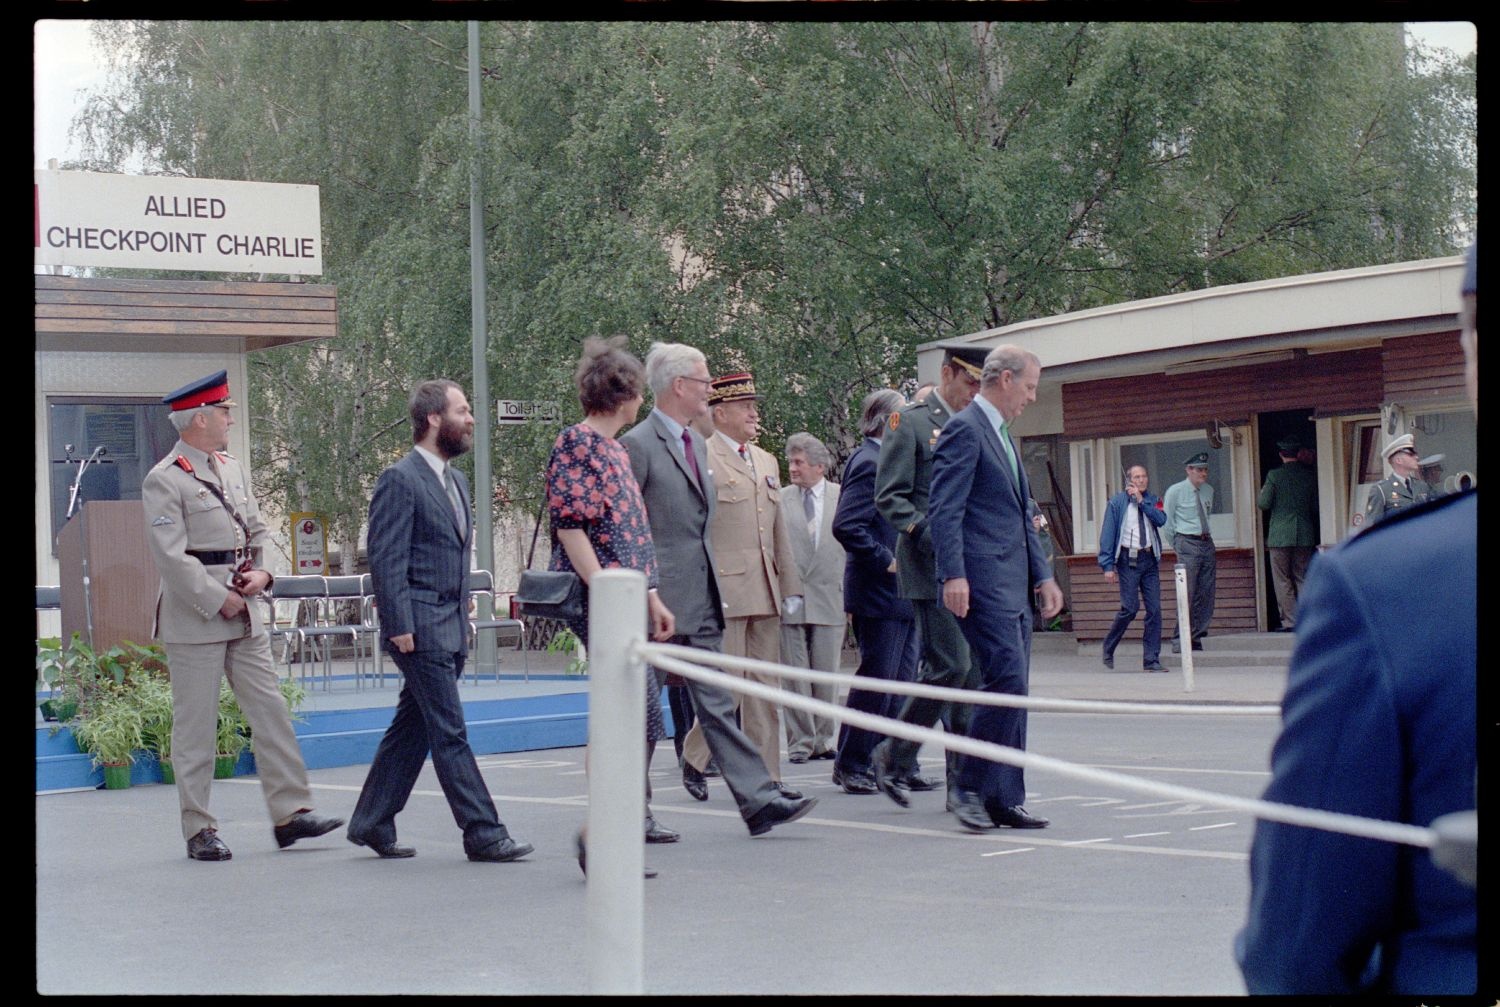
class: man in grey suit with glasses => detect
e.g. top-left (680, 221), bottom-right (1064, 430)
top-left (620, 343), bottom-right (818, 837)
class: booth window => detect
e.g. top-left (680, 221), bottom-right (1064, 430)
top-left (47, 397), bottom-right (178, 555)
top-left (1118, 432), bottom-right (1238, 547)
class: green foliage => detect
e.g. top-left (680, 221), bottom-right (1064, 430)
top-left (38, 634), bottom-right (166, 723)
top-left (545, 627), bottom-right (589, 676)
top-left (216, 683), bottom-right (250, 759)
top-left (131, 666), bottom-right (176, 759)
top-left (75, 20), bottom-right (1476, 500)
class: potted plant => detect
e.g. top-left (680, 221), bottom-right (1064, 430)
top-left (69, 682), bottom-right (144, 790)
top-left (133, 668), bottom-right (176, 784)
top-left (215, 684), bottom-right (249, 779)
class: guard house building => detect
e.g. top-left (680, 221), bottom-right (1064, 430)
top-left (918, 255), bottom-right (1473, 641)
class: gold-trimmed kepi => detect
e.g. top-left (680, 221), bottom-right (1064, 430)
top-left (708, 372), bottom-right (763, 405)
top-left (936, 342), bottom-right (987, 380)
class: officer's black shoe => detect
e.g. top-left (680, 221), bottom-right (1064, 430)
top-left (841, 772), bottom-right (879, 796)
top-left (745, 795), bottom-right (819, 837)
top-left (951, 792), bottom-right (997, 832)
top-left (273, 809), bottom-right (344, 849)
top-left (682, 763), bottom-right (709, 801)
top-left (348, 832), bottom-right (416, 858)
top-left (467, 836), bottom-right (534, 862)
top-left (872, 744), bottom-right (911, 808)
top-left (187, 828), bottom-right (232, 861)
top-left (989, 804), bottom-right (1050, 829)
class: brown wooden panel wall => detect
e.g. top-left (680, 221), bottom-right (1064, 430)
top-left (1066, 548), bottom-right (1257, 641)
top-left (35, 275), bottom-right (338, 351)
top-left (1062, 349), bottom-right (1383, 438)
top-left (1381, 330), bottom-right (1466, 405)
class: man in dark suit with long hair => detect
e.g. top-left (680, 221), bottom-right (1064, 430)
top-left (347, 379), bottom-right (532, 863)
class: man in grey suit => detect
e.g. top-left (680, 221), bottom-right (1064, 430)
top-left (347, 380), bottom-right (533, 863)
top-left (778, 433), bottom-right (845, 764)
top-left (620, 343), bottom-right (818, 836)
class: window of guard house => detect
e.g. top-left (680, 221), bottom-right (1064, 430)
top-left (48, 398), bottom-right (180, 555)
top-left (1409, 409), bottom-right (1477, 495)
top-left (1119, 432), bottom-right (1237, 546)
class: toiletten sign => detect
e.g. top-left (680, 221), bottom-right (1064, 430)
top-left (34, 169), bottom-right (323, 276)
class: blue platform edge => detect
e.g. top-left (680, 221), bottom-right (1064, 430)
top-left (34, 689), bottom-right (642, 794)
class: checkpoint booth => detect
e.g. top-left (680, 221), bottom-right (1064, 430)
top-left (34, 169), bottom-right (336, 649)
top-left (917, 256), bottom-right (1473, 640)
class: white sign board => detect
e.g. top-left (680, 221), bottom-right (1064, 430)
top-left (290, 513), bottom-right (329, 572)
top-left (34, 169), bottom-right (323, 276)
top-left (497, 400), bottom-right (561, 425)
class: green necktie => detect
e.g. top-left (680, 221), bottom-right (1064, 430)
top-left (999, 422), bottom-right (1019, 485)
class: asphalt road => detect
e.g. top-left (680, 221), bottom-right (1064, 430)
top-left (35, 709), bottom-right (1280, 995)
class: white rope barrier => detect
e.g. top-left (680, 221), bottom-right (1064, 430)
top-left (642, 641), bottom-right (1281, 717)
top-left (640, 644), bottom-right (1436, 851)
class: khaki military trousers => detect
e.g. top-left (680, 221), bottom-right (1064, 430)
top-left (165, 631), bottom-right (313, 840)
top-left (683, 613), bottom-right (784, 780)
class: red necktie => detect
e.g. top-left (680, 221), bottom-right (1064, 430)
top-left (682, 429), bottom-right (702, 488)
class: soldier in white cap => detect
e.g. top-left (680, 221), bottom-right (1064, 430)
top-left (143, 370), bottom-right (342, 861)
top-left (1363, 433), bottom-right (1434, 526)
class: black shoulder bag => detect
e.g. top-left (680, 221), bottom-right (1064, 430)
top-left (512, 499), bottom-right (585, 622)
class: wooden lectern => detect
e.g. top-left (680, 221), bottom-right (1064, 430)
top-left (56, 501), bottom-right (159, 651)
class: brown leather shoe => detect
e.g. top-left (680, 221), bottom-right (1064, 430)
top-left (273, 809), bottom-right (345, 849)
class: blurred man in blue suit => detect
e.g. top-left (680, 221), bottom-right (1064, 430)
top-left (929, 345), bottom-right (1062, 832)
top-left (1236, 244), bottom-right (1477, 994)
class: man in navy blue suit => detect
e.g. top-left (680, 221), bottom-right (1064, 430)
top-left (1236, 244), bottom-right (1477, 994)
top-left (929, 345), bottom-right (1063, 831)
top-left (1096, 464), bottom-right (1168, 672)
top-left (829, 388), bottom-right (921, 796)
top-left (347, 380), bottom-right (533, 863)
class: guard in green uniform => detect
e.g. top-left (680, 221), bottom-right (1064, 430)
top-left (1364, 433), bottom-right (1435, 527)
top-left (143, 371), bottom-right (342, 861)
top-left (1257, 437), bottom-right (1319, 630)
top-left (868, 343), bottom-right (989, 810)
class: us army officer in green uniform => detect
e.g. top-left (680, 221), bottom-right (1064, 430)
top-left (143, 371), bottom-right (341, 861)
top-left (1364, 433), bottom-right (1434, 527)
top-left (1257, 437), bottom-right (1319, 631)
top-left (868, 343), bottom-right (988, 810)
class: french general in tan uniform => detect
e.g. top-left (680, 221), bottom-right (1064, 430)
top-left (143, 371), bottom-right (340, 861)
top-left (680, 373), bottom-right (804, 788)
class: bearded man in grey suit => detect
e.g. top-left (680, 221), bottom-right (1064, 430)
top-left (346, 380), bottom-right (533, 863)
top-left (620, 343), bottom-right (818, 837)
top-left (778, 433), bottom-right (845, 764)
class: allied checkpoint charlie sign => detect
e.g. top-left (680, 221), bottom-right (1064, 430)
top-left (34, 169), bottom-right (322, 276)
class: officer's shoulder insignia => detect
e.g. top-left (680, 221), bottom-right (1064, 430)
top-left (173, 455), bottom-right (194, 474)
top-left (151, 515), bottom-right (174, 527)
top-left (765, 475), bottom-right (779, 490)
top-left (888, 412), bottom-right (900, 431)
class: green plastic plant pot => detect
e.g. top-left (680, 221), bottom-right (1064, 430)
top-left (213, 755), bottom-right (237, 779)
top-left (102, 763), bottom-right (132, 790)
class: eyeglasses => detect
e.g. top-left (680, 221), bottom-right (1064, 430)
top-left (678, 375), bottom-right (712, 387)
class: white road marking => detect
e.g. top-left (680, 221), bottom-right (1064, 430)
top-left (981, 848), bottom-right (1035, 857)
top-left (1123, 832), bottom-right (1171, 839)
top-left (1062, 838), bottom-right (1113, 846)
top-left (1188, 822), bottom-right (1237, 831)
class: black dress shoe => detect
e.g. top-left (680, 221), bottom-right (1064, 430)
top-left (187, 828), bottom-right (232, 861)
top-left (1101, 653), bottom-right (1114, 669)
top-left (788, 752), bottom-right (808, 764)
top-left (703, 761), bottom-right (722, 778)
top-left (829, 764), bottom-right (843, 787)
top-left (773, 781), bottom-right (804, 800)
top-left (644, 817), bottom-right (680, 844)
top-left (951, 792), bottom-right (997, 832)
top-left (577, 831), bottom-right (657, 878)
top-left (273, 809), bottom-right (345, 849)
top-left (347, 832), bottom-right (416, 858)
top-left (872, 748), bottom-right (910, 808)
top-left (468, 836), bottom-right (535, 862)
top-left (1143, 661), bottom-right (1166, 672)
top-left (841, 772), bottom-right (878, 796)
top-left (1191, 640), bottom-right (1204, 651)
top-left (811, 750), bottom-right (836, 761)
top-left (682, 763), bottom-right (709, 802)
top-left (900, 772), bottom-right (942, 792)
top-left (744, 795), bottom-right (819, 836)
top-left (945, 789), bottom-right (961, 813)
top-left (989, 804), bottom-right (1050, 829)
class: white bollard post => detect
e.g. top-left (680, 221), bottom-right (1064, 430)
top-left (586, 570), bottom-right (647, 995)
top-left (1173, 563), bottom-right (1194, 693)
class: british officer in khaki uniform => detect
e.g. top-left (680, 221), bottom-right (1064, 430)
top-left (143, 371), bottom-right (341, 861)
top-left (680, 372), bottom-right (805, 795)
